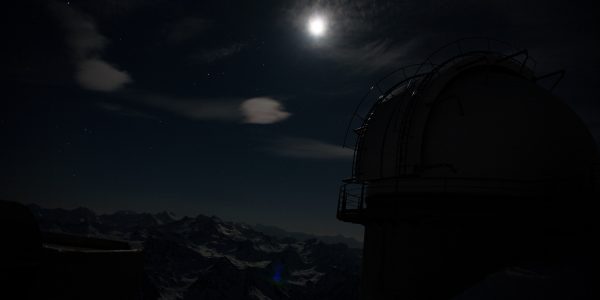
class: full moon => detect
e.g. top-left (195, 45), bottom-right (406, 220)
top-left (308, 15), bottom-right (327, 37)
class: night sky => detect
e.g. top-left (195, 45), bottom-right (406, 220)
top-left (3, 0), bottom-right (599, 240)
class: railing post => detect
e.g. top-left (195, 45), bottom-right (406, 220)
top-left (337, 186), bottom-right (342, 216)
top-left (360, 183), bottom-right (365, 210)
top-left (341, 185), bottom-right (347, 213)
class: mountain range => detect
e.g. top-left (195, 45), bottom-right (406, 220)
top-left (27, 204), bottom-right (362, 300)
top-left (252, 224), bottom-right (362, 249)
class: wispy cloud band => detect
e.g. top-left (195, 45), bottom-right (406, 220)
top-left (103, 93), bottom-right (292, 125)
top-left (268, 137), bottom-right (353, 160)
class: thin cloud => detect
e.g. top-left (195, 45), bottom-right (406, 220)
top-left (288, 0), bottom-right (403, 39)
top-left (269, 137), bottom-right (353, 160)
top-left (141, 94), bottom-right (242, 122)
top-left (191, 43), bottom-right (246, 64)
top-left (96, 102), bottom-right (157, 119)
top-left (125, 93), bottom-right (291, 124)
top-left (286, 0), bottom-right (418, 73)
top-left (326, 39), bottom-right (416, 73)
top-left (50, 2), bottom-right (131, 92)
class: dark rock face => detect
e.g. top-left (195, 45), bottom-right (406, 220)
top-left (29, 205), bottom-right (361, 300)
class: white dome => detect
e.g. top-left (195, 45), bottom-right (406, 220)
top-left (353, 53), bottom-right (599, 197)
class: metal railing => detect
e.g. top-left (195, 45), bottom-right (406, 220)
top-left (336, 171), bottom-right (600, 223)
top-left (337, 182), bottom-right (366, 222)
top-left (337, 38), bottom-right (576, 223)
top-left (341, 38), bottom-right (542, 182)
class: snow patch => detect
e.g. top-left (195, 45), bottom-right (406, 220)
top-left (249, 287), bottom-right (272, 300)
top-left (226, 256), bottom-right (271, 269)
top-left (192, 245), bottom-right (271, 269)
top-left (254, 243), bottom-right (285, 253)
top-left (287, 267), bottom-right (325, 286)
top-left (216, 223), bottom-right (245, 240)
top-left (158, 287), bottom-right (186, 300)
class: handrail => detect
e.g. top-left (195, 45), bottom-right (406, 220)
top-left (337, 171), bottom-right (597, 222)
top-left (534, 70), bottom-right (565, 91)
top-left (342, 64), bottom-right (425, 148)
top-left (342, 38), bottom-right (548, 183)
top-left (338, 38), bottom-right (579, 225)
top-left (343, 38), bottom-right (527, 150)
top-left (337, 182), bottom-right (367, 222)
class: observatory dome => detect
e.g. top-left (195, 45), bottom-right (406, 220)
top-left (338, 43), bottom-right (600, 300)
top-left (352, 52), bottom-right (599, 198)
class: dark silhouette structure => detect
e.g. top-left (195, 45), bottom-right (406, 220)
top-left (0, 200), bottom-right (149, 299)
top-left (338, 39), bottom-right (599, 299)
